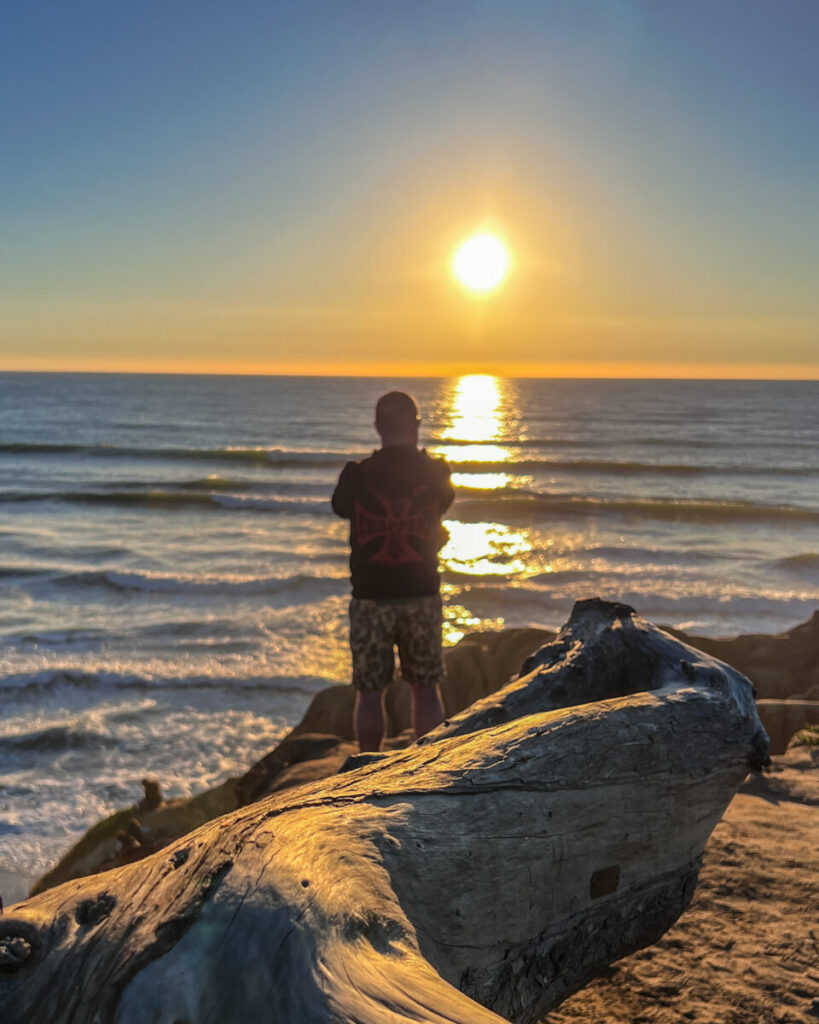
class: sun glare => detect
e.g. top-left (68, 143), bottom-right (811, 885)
top-left (451, 233), bottom-right (510, 294)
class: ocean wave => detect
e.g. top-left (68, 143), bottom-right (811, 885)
top-left (4, 439), bottom-right (815, 479)
top-left (210, 494), bottom-right (331, 514)
top-left (0, 725), bottom-right (118, 754)
top-left (177, 476), bottom-right (253, 491)
top-left (14, 628), bottom-right (108, 646)
top-left (775, 553), bottom-right (819, 573)
top-left (434, 436), bottom-right (728, 449)
top-left (0, 441), bottom-right (355, 467)
top-left (456, 582), bottom-right (818, 631)
top-left (176, 477), bottom-right (331, 496)
top-left (449, 457), bottom-right (819, 477)
top-left (451, 458), bottom-right (697, 475)
top-left (0, 442), bottom-right (85, 455)
top-left (436, 434), bottom-right (819, 452)
top-left (574, 544), bottom-right (724, 567)
top-left (52, 568), bottom-right (347, 598)
top-left (0, 668), bottom-right (335, 696)
top-left (0, 566), bottom-right (52, 580)
top-left (0, 489), bottom-right (332, 515)
top-left (452, 493), bottom-right (819, 526)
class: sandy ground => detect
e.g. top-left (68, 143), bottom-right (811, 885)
top-left (546, 747), bottom-right (818, 1024)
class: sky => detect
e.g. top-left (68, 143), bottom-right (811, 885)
top-left (1, 0), bottom-right (817, 377)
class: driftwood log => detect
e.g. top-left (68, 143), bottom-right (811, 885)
top-left (0, 600), bottom-right (768, 1024)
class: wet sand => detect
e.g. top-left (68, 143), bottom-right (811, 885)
top-left (546, 746), bottom-right (819, 1024)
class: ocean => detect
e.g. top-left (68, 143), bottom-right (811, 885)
top-left (1, 372), bottom-right (818, 891)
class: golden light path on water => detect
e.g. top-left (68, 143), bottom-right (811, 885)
top-left (430, 375), bottom-right (535, 643)
top-left (433, 374), bottom-right (514, 483)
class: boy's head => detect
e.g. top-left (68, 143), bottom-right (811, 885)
top-left (375, 391), bottom-right (420, 446)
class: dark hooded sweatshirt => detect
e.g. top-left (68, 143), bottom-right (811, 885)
top-left (331, 446), bottom-right (454, 599)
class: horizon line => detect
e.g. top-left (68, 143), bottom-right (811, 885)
top-left (2, 361), bottom-right (819, 382)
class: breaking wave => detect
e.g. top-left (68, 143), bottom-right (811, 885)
top-left (775, 553), bottom-right (819, 573)
top-left (4, 441), bottom-right (816, 475)
top-left (0, 441), bottom-right (354, 467)
top-left (459, 582), bottom-right (818, 633)
top-left (453, 493), bottom-right (819, 526)
top-left (0, 725), bottom-right (118, 753)
top-left (449, 457), bottom-right (819, 477)
top-left (0, 669), bottom-right (334, 696)
top-left (52, 569), bottom-right (347, 598)
top-left (1, 489), bottom-right (332, 515)
top-left (0, 566), bottom-right (51, 580)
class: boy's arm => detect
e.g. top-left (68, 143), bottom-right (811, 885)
top-left (438, 460), bottom-right (455, 513)
top-left (331, 463), bottom-right (356, 519)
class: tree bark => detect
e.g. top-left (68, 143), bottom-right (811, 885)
top-left (0, 600), bottom-right (769, 1024)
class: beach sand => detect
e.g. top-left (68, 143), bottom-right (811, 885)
top-left (546, 745), bottom-right (819, 1024)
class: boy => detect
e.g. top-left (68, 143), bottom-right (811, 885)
top-left (331, 391), bottom-right (454, 750)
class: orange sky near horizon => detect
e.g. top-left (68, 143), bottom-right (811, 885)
top-left (2, 353), bottom-right (818, 380)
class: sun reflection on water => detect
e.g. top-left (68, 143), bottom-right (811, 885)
top-left (431, 375), bottom-right (538, 636)
top-left (429, 375), bottom-right (532, 581)
top-left (432, 374), bottom-right (515, 488)
top-left (440, 520), bottom-right (530, 577)
top-left (446, 374), bottom-right (505, 442)
top-left (450, 472), bottom-right (512, 491)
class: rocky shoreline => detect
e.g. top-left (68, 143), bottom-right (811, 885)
top-left (2, 604), bottom-right (817, 1023)
top-left (1, 600), bottom-right (781, 1024)
top-left (26, 610), bottom-right (819, 899)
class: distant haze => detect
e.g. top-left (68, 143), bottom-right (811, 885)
top-left (1, 2), bottom-right (817, 377)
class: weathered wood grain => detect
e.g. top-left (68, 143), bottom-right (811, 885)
top-left (0, 600), bottom-right (768, 1024)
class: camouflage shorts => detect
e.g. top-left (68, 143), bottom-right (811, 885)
top-left (349, 594), bottom-right (443, 693)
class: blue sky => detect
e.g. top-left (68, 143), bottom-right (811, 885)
top-left (1, 1), bottom-right (817, 374)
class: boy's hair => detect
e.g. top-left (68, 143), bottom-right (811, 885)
top-left (375, 391), bottom-right (420, 434)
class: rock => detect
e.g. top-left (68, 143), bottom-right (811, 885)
top-left (290, 684), bottom-right (357, 740)
top-left (665, 610), bottom-right (819, 701)
top-left (137, 778), bottom-right (163, 812)
top-left (235, 733), bottom-right (355, 805)
top-left (739, 743), bottom-right (819, 805)
top-left (29, 778), bottom-right (238, 897)
top-left (754, 699), bottom-right (819, 755)
top-left (1, 601), bottom-right (767, 1024)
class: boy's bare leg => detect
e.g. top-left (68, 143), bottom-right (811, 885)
top-left (410, 681), bottom-right (444, 739)
top-left (355, 690), bottom-right (385, 752)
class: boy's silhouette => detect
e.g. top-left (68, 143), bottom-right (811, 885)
top-left (332, 391), bottom-right (454, 750)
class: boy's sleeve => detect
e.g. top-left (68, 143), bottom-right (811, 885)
top-left (331, 463), bottom-right (356, 519)
top-left (438, 459), bottom-right (455, 513)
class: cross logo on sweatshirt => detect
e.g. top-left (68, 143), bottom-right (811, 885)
top-left (354, 490), bottom-right (435, 564)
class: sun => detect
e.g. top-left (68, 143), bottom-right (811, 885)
top-left (451, 232), bottom-right (510, 295)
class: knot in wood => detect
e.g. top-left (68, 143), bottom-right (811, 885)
top-left (75, 892), bottom-right (117, 927)
top-left (170, 847), bottom-right (190, 869)
top-left (0, 921), bottom-right (40, 972)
